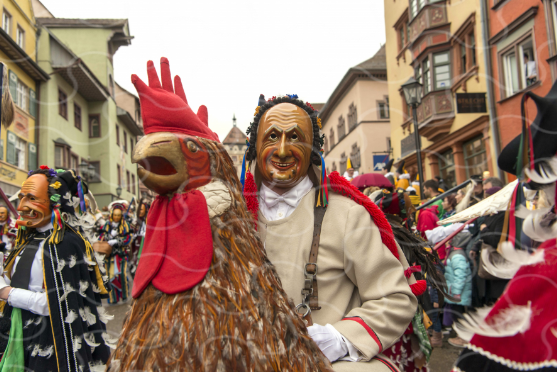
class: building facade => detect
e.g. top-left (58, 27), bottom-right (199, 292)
top-left (34, 3), bottom-right (140, 208)
top-left (384, 0), bottom-right (499, 188)
top-left (487, 0), bottom-right (557, 181)
top-left (321, 45), bottom-right (392, 176)
top-left (222, 115), bottom-right (247, 177)
top-left (0, 0), bottom-right (49, 200)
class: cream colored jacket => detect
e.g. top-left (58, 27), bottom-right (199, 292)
top-left (257, 188), bottom-right (416, 369)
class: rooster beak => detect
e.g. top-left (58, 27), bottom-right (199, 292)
top-left (133, 132), bottom-right (188, 195)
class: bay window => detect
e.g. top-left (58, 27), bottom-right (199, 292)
top-left (433, 51), bottom-right (451, 90)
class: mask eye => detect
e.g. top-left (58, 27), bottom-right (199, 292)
top-left (291, 133), bottom-right (298, 140)
top-left (187, 140), bottom-right (198, 153)
top-left (269, 133), bottom-right (278, 141)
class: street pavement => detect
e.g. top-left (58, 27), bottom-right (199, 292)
top-left (103, 300), bottom-right (462, 371)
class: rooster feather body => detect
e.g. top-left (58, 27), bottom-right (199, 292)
top-left (107, 59), bottom-right (332, 372)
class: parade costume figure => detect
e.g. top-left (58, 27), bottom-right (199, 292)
top-left (129, 199), bottom-right (149, 276)
top-left (108, 58), bottom-right (333, 372)
top-left (243, 95), bottom-right (416, 371)
top-left (0, 207), bottom-right (16, 255)
top-left (373, 189), bottom-right (450, 372)
top-left (395, 161), bottom-right (410, 191)
top-left (453, 81), bottom-right (557, 372)
top-left (99, 202), bottom-right (131, 304)
top-left (0, 167), bottom-right (112, 372)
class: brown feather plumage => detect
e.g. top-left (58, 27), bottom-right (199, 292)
top-left (107, 139), bottom-right (332, 371)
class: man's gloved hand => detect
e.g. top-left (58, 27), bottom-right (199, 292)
top-left (307, 323), bottom-right (348, 362)
top-left (107, 239), bottom-right (118, 246)
top-left (110, 230), bottom-right (118, 237)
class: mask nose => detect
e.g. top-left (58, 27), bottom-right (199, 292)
top-left (277, 133), bottom-right (289, 158)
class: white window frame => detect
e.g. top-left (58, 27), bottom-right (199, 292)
top-left (503, 51), bottom-right (519, 97)
top-left (16, 80), bottom-right (28, 112)
top-left (15, 25), bottom-right (24, 49)
top-left (2, 9), bottom-right (11, 35)
top-left (15, 137), bottom-right (26, 169)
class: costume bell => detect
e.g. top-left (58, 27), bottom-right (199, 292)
top-left (243, 94), bottom-right (417, 371)
top-left (0, 167), bottom-right (112, 372)
top-left (98, 202), bottom-right (131, 304)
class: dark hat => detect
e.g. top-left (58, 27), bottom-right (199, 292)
top-left (383, 158), bottom-right (394, 172)
top-left (258, 94), bottom-right (266, 107)
top-left (54, 170), bottom-right (88, 217)
top-left (498, 80), bottom-right (557, 181)
top-left (395, 160), bottom-right (406, 175)
top-left (374, 189), bottom-right (407, 217)
top-left (485, 186), bottom-right (502, 197)
top-left (470, 174), bottom-right (483, 183)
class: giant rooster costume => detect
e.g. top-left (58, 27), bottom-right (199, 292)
top-left (107, 58), bottom-right (332, 371)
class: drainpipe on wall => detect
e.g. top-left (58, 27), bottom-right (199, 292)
top-left (480, 0), bottom-right (503, 179)
top-left (34, 28), bottom-right (42, 170)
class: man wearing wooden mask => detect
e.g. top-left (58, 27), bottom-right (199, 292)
top-left (243, 95), bottom-right (417, 371)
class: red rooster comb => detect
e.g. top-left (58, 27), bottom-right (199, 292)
top-left (131, 57), bottom-right (219, 142)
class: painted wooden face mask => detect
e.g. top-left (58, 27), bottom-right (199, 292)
top-left (256, 103), bottom-right (313, 190)
top-left (0, 207), bottom-right (8, 223)
top-left (17, 174), bottom-right (52, 229)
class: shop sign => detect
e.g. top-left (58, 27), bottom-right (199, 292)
top-left (456, 93), bottom-right (487, 114)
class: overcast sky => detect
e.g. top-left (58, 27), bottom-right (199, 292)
top-left (40, 0), bottom-right (386, 140)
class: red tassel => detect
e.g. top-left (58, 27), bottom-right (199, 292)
top-left (410, 280), bottom-right (427, 296)
top-left (243, 170), bottom-right (259, 231)
top-left (404, 265), bottom-right (422, 278)
top-left (327, 171), bottom-right (399, 259)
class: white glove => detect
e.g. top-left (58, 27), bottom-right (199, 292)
top-left (0, 275), bottom-right (9, 292)
top-left (107, 239), bottom-right (118, 246)
top-left (110, 230), bottom-right (118, 237)
top-left (307, 323), bottom-right (348, 363)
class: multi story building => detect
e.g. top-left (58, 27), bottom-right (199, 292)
top-left (33, 0), bottom-right (141, 208)
top-left (222, 114), bottom-right (247, 177)
top-left (0, 0), bottom-right (49, 199)
top-left (384, 0), bottom-right (499, 188)
top-left (487, 0), bottom-right (557, 181)
top-left (321, 46), bottom-right (391, 175)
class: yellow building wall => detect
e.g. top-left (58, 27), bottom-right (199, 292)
top-left (1, 0), bottom-right (37, 57)
top-left (0, 0), bottom-right (38, 192)
top-left (384, 0), bottom-right (497, 182)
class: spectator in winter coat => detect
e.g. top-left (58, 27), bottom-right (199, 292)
top-left (444, 232), bottom-right (473, 348)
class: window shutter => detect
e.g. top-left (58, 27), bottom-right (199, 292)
top-left (28, 142), bottom-right (37, 171)
top-left (6, 131), bottom-right (16, 165)
top-left (29, 89), bottom-right (37, 117)
top-left (8, 70), bottom-right (17, 106)
top-left (0, 139), bottom-right (3, 160)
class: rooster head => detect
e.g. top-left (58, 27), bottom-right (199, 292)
top-left (131, 58), bottom-right (219, 195)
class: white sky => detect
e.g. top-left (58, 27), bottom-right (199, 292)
top-left (40, 0), bottom-right (386, 141)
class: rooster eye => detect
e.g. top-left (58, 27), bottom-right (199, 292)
top-left (187, 141), bottom-right (198, 153)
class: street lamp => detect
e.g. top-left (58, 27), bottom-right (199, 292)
top-left (401, 77), bottom-right (425, 199)
top-left (116, 186), bottom-right (122, 198)
top-left (78, 160), bottom-right (89, 181)
top-left (78, 160), bottom-right (96, 182)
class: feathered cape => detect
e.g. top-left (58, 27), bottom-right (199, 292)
top-left (2, 227), bottom-right (112, 372)
top-left (454, 238), bottom-right (557, 371)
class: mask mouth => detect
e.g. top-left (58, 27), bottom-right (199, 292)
top-left (20, 209), bottom-right (39, 219)
top-left (137, 156), bottom-right (177, 176)
top-left (270, 160), bottom-right (296, 171)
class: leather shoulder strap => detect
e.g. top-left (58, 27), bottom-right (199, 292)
top-left (306, 202), bottom-right (326, 310)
